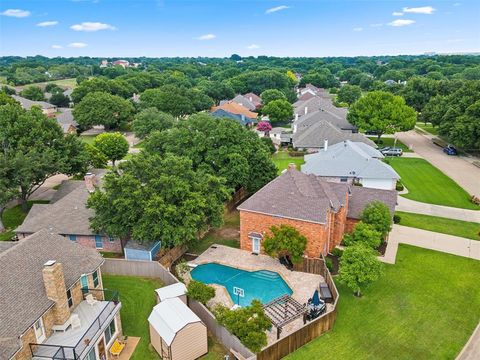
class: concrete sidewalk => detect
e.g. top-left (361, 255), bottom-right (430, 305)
top-left (396, 197), bottom-right (480, 223)
top-left (457, 323), bottom-right (480, 360)
top-left (381, 225), bottom-right (480, 264)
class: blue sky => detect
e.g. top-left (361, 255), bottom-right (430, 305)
top-left (1, 0), bottom-right (479, 57)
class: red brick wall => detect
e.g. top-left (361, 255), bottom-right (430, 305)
top-left (239, 211), bottom-right (331, 257)
top-left (345, 218), bottom-right (359, 233)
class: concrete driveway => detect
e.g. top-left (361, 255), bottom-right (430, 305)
top-left (397, 197), bottom-right (480, 222)
top-left (396, 131), bottom-right (480, 198)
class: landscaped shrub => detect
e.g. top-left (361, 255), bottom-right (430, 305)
top-left (261, 137), bottom-right (276, 154)
top-left (361, 201), bottom-right (393, 237)
top-left (331, 247), bottom-right (344, 258)
top-left (393, 214), bottom-right (401, 224)
top-left (343, 222), bottom-right (382, 249)
top-left (186, 280), bottom-right (215, 304)
top-left (325, 257), bottom-right (334, 272)
top-left (396, 181), bottom-right (404, 191)
top-left (214, 299), bottom-right (271, 352)
top-left (263, 224), bottom-right (307, 263)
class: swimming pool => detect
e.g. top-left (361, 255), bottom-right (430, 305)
top-left (190, 263), bottom-right (292, 307)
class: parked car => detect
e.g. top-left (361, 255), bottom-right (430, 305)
top-left (380, 147), bottom-right (403, 156)
top-left (365, 130), bottom-right (379, 136)
top-left (443, 145), bottom-right (458, 155)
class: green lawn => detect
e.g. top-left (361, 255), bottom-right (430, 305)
top-left (396, 211), bottom-right (480, 241)
top-left (272, 151), bottom-right (305, 174)
top-left (416, 122), bottom-right (439, 135)
top-left (79, 135), bottom-right (97, 145)
top-left (0, 200), bottom-right (49, 241)
top-left (388, 157), bottom-right (479, 210)
top-left (369, 136), bottom-right (412, 152)
top-left (189, 210), bottom-right (240, 254)
top-left (287, 245), bottom-right (480, 360)
top-left (102, 275), bottom-right (162, 360)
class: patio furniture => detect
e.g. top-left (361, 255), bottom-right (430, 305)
top-left (279, 255), bottom-right (293, 270)
top-left (86, 294), bottom-right (99, 306)
top-left (52, 318), bottom-right (71, 333)
top-left (306, 290), bottom-right (326, 321)
top-left (109, 339), bottom-right (126, 358)
top-left (70, 314), bottom-right (81, 330)
top-left (319, 283), bottom-right (333, 303)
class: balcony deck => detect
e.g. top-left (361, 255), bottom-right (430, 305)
top-left (33, 300), bottom-right (120, 359)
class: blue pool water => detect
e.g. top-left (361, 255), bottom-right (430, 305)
top-left (190, 263), bottom-right (292, 306)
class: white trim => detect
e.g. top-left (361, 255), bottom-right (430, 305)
top-left (237, 208), bottom-right (328, 225)
top-left (34, 317), bottom-right (46, 343)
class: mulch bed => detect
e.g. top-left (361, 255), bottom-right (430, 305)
top-left (326, 254), bottom-right (339, 275)
top-left (377, 242), bottom-right (388, 256)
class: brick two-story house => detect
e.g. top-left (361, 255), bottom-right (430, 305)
top-left (15, 172), bottom-right (123, 253)
top-left (237, 167), bottom-right (397, 258)
top-left (0, 229), bottom-right (122, 360)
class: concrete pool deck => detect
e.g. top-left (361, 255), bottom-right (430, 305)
top-left (190, 245), bottom-right (323, 306)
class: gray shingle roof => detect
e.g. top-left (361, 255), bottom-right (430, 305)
top-left (293, 120), bottom-right (377, 149)
top-left (294, 96), bottom-right (348, 119)
top-left (302, 140), bottom-right (399, 180)
top-left (0, 229), bottom-right (103, 359)
top-left (56, 108), bottom-right (78, 127)
top-left (0, 241), bottom-right (17, 254)
top-left (295, 109), bottom-right (356, 132)
top-left (347, 186), bottom-right (397, 219)
top-left (11, 95), bottom-right (56, 110)
top-left (50, 180), bottom-right (84, 203)
top-left (231, 94), bottom-right (256, 111)
top-left (243, 92), bottom-right (262, 106)
top-left (237, 169), bottom-right (348, 224)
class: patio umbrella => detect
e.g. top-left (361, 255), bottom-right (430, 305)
top-left (312, 290), bottom-right (320, 306)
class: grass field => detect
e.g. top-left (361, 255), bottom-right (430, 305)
top-left (189, 210), bottom-right (240, 254)
top-left (369, 136), bottom-right (412, 152)
top-left (388, 157), bottom-right (479, 210)
top-left (287, 245), bottom-right (480, 360)
top-left (396, 211), bottom-right (480, 240)
top-left (272, 151), bottom-right (305, 174)
top-left (15, 78), bottom-right (78, 89)
top-left (416, 122), bottom-right (439, 135)
top-left (0, 200), bottom-right (49, 241)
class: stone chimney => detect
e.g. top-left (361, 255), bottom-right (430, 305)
top-left (324, 139), bottom-right (328, 151)
top-left (42, 261), bottom-right (71, 325)
top-left (304, 106), bottom-right (308, 115)
top-left (84, 173), bottom-right (97, 193)
top-left (294, 113), bottom-right (299, 122)
top-left (288, 163), bottom-right (297, 171)
top-left (249, 96), bottom-right (253, 102)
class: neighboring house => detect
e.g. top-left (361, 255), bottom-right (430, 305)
top-left (231, 94), bottom-right (257, 111)
top-left (112, 60), bottom-right (129, 68)
top-left (243, 92), bottom-right (262, 108)
top-left (292, 120), bottom-right (376, 151)
top-left (15, 172), bottom-right (124, 253)
top-left (211, 102), bottom-right (258, 120)
top-left (56, 108), bottom-right (78, 134)
top-left (296, 92), bottom-right (316, 102)
top-left (11, 95), bottom-right (57, 117)
top-left (237, 167), bottom-right (396, 257)
top-left (148, 297), bottom-right (208, 360)
top-left (0, 229), bottom-right (122, 360)
top-left (293, 96), bottom-right (348, 119)
top-left (293, 109), bottom-right (357, 133)
top-left (210, 108), bottom-right (257, 126)
top-left (298, 83), bottom-right (320, 96)
top-left (302, 140), bottom-right (400, 190)
top-left (262, 127), bottom-right (292, 146)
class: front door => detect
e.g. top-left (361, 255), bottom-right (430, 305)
top-left (252, 237), bottom-right (260, 254)
top-left (34, 318), bottom-right (46, 343)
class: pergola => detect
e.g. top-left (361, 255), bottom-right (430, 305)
top-left (263, 295), bottom-right (307, 339)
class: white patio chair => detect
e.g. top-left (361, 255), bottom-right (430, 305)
top-left (70, 314), bottom-right (81, 330)
top-left (86, 294), bottom-right (99, 306)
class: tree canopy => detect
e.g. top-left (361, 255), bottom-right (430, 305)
top-left (337, 84), bottom-right (362, 105)
top-left (20, 85), bottom-right (44, 101)
top-left (263, 224), bottom-right (307, 263)
top-left (361, 201), bottom-right (393, 237)
top-left (93, 132), bottom-right (129, 166)
top-left (132, 107), bottom-right (175, 139)
top-left (87, 153), bottom-right (230, 246)
top-left (260, 89), bottom-right (287, 105)
top-left (261, 99), bottom-right (293, 124)
top-left (343, 222), bottom-right (382, 249)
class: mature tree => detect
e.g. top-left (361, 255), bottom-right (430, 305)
top-left (260, 89), bottom-right (287, 105)
top-left (196, 80), bottom-right (235, 104)
top-left (337, 84), bottom-right (362, 105)
top-left (300, 70), bottom-right (339, 88)
top-left (348, 91), bottom-right (417, 141)
top-left (263, 224), bottom-right (307, 263)
top-left (401, 77), bottom-right (439, 112)
top-left (73, 91), bottom-right (135, 130)
top-left (256, 121), bottom-right (272, 134)
top-left (93, 132), bottom-right (129, 166)
top-left (339, 245), bottom-right (383, 297)
top-left (20, 85), bottom-right (45, 101)
top-left (84, 143), bottom-right (108, 169)
top-left (45, 83), bottom-right (64, 94)
top-left (338, 68), bottom-right (362, 82)
top-left (71, 78), bottom-right (112, 103)
top-left (361, 201), bottom-right (393, 237)
top-left (0, 104), bottom-right (87, 210)
top-left (228, 70), bottom-right (294, 95)
top-left (214, 300), bottom-right (271, 352)
top-left (1, 85), bottom-right (16, 95)
top-left (49, 92), bottom-right (70, 107)
top-left (144, 114), bottom-right (277, 193)
top-left (186, 280), bottom-right (215, 305)
top-left (0, 91), bottom-right (18, 105)
top-left (343, 222), bottom-right (382, 249)
top-left (132, 107), bottom-right (175, 139)
top-left (260, 137), bottom-right (276, 154)
top-left (0, 164), bottom-right (18, 232)
top-left (261, 99), bottom-right (293, 124)
top-left (87, 153), bottom-right (229, 246)
top-left (448, 100), bottom-right (480, 151)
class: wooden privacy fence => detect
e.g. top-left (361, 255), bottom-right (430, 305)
top-left (156, 244), bottom-right (187, 268)
top-left (226, 187), bottom-right (248, 211)
top-left (258, 256), bottom-right (339, 360)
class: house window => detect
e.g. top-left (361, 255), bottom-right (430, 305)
top-left (34, 318), bottom-right (46, 343)
top-left (108, 236), bottom-right (115, 243)
top-left (93, 270), bottom-right (99, 287)
top-left (86, 348), bottom-right (96, 360)
top-left (104, 319), bottom-right (116, 345)
top-left (340, 177), bottom-right (348, 182)
top-left (95, 235), bottom-right (103, 249)
top-left (69, 235), bottom-right (77, 241)
top-left (66, 289), bottom-right (73, 308)
top-left (80, 274), bottom-right (89, 290)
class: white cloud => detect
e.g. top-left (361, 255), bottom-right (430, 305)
top-left (1, 9), bottom-right (31, 17)
top-left (37, 21), bottom-right (58, 27)
top-left (403, 6), bottom-right (435, 14)
top-left (353, 27), bottom-right (363, 32)
top-left (196, 34), bottom-right (216, 40)
top-left (392, 11), bottom-right (403, 16)
top-left (247, 44), bottom-right (260, 49)
top-left (70, 22), bottom-right (116, 32)
top-left (51, 45), bottom-right (63, 49)
top-left (266, 5), bottom-right (290, 14)
top-left (67, 42), bottom-right (88, 48)
top-left (388, 19), bottom-right (415, 27)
